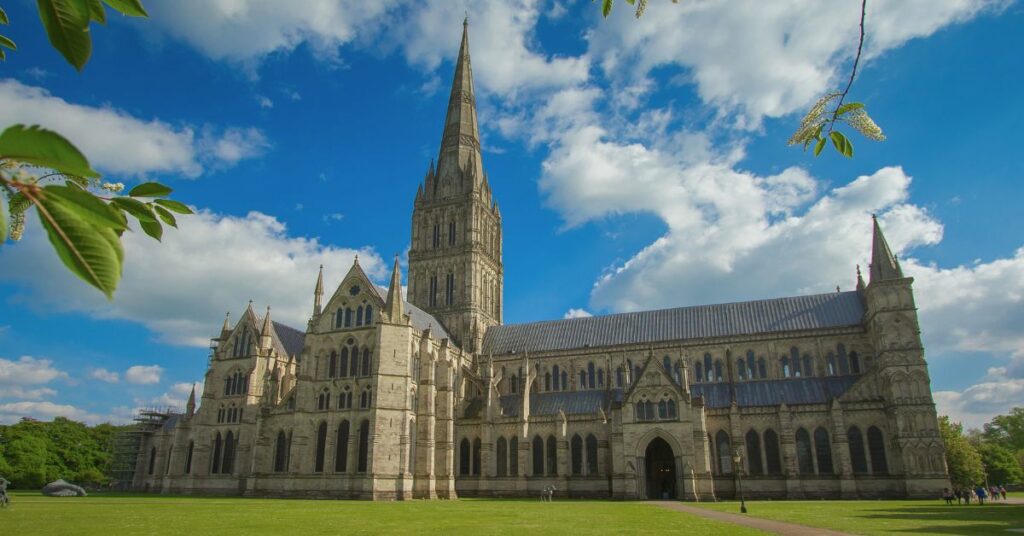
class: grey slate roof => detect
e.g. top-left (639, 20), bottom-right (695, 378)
top-left (691, 376), bottom-right (860, 408)
top-left (272, 321), bottom-right (306, 357)
top-left (372, 285), bottom-right (450, 340)
top-left (497, 390), bottom-right (623, 418)
top-left (482, 291), bottom-right (865, 354)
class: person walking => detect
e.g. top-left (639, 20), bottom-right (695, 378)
top-left (975, 485), bottom-right (987, 505)
top-left (1000, 485), bottom-right (1007, 500)
top-left (942, 488), bottom-right (953, 505)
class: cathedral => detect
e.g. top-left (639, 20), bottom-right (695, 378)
top-left (132, 21), bottom-right (949, 500)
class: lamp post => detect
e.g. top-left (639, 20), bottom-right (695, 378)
top-left (732, 447), bottom-right (747, 514)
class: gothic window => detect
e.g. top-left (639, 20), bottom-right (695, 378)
top-left (365, 305), bottom-right (373, 325)
top-left (826, 354), bottom-right (837, 376)
top-left (211, 433), bottom-right (222, 474)
top-left (340, 347), bottom-right (349, 378)
top-left (848, 426), bottom-right (868, 474)
top-left (335, 308), bottom-right (343, 329)
top-left (497, 437), bottom-right (508, 476)
top-left (360, 388), bottom-right (372, 409)
top-left (764, 429), bottom-right (782, 474)
top-left (747, 351), bottom-right (757, 379)
top-left (317, 390), bottom-right (329, 410)
top-left (328, 351), bottom-right (337, 378)
top-left (357, 420), bottom-right (369, 472)
top-left (814, 427), bottom-right (834, 474)
top-left (757, 358), bottom-right (767, 379)
top-left (510, 374), bottom-right (518, 394)
top-left (663, 356), bottom-right (672, 373)
top-left (781, 357), bottom-right (791, 378)
top-left (546, 435), bottom-right (557, 476)
top-left (217, 406), bottom-right (224, 424)
top-left (445, 273), bottom-right (455, 306)
top-left (715, 431), bottom-right (732, 475)
top-left (746, 430), bottom-right (763, 475)
top-left (838, 344), bottom-right (850, 375)
top-left (356, 305), bottom-right (363, 326)
top-left (433, 223), bottom-right (440, 249)
top-left (694, 362), bottom-right (703, 383)
top-left (147, 447), bottom-right (156, 475)
top-left (704, 354), bottom-right (713, 382)
top-left (336, 421), bottom-right (350, 473)
top-left (429, 276), bottom-right (438, 307)
top-left (344, 307), bottom-right (353, 327)
top-left (714, 360), bottom-right (723, 381)
top-left (274, 431), bottom-right (288, 472)
top-left (532, 436), bottom-right (544, 476)
top-left (545, 372), bottom-right (552, 391)
top-left (472, 438), bottom-right (482, 476)
top-left (362, 348), bottom-right (371, 377)
top-left (867, 426), bottom-right (888, 474)
top-left (667, 399), bottom-right (677, 419)
top-left (222, 431), bottom-right (235, 474)
top-left (314, 422), bottom-right (327, 473)
top-left (803, 354), bottom-right (813, 377)
top-left (510, 436), bottom-right (519, 476)
top-left (737, 358), bottom-right (748, 380)
top-left (571, 434), bottom-right (583, 476)
top-left (795, 428), bottom-right (814, 474)
top-left (579, 370), bottom-right (586, 388)
top-left (185, 441), bottom-right (194, 475)
top-left (349, 344), bottom-right (359, 377)
top-left (553, 365), bottom-right (561, 391)
top-left (588, 362), bottom-right (596, 388)
top-left (850, 351), bottom-right (861, 374)
top-left (449, 221), bottom-right (456, 246)
top-left (658, 399), bottom-right (668, 419)
top-left (597, 368), bottom-right (605, 387)
top-left (586, 434), bottom-right (599, 475)
top-left (616, 367), bottom-right (623, 388)
top-left (790, 347), bottom-right (802, 377)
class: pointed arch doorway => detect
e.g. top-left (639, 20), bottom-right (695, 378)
top-left (645, 437), bottom-right (677, 500)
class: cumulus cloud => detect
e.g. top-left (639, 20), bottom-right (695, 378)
top-left (563, 308), bottom-right (592, 319)
top-left (935, 379), bottom-right (1024, 430)
top-left (125, 365), bottom-right (164, 385)
top-left (0, 356), bottom-right (68, 385)
top-left (0, 401), bottom-right (105, 424)
top-left (0, 80), bottom-right (266, 177)
top-left (150, 381), bottom-right (204, 409)
top-left (0, 386), bottom-right (58, 400)
top-left (90, 368), bottom-right (120, 383)
top-left (0, 210), bottom-right (385, 346)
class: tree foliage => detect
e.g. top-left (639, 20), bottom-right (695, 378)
top-left (982, 407), bottom-right (1024, 453)
top-left (0, 417), bottom-right (130, 489)
top-left (939, 415), bottom-right (985, 488)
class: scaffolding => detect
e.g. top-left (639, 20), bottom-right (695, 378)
top-left (109, 407), bottom-right (180, 490)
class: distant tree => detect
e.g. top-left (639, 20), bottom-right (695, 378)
top-left (977, 442), bottom-right (1024, 486)
top-left (982, 407), bottom-right (1024, 453)
top-left (940, 416), bottom-right (985, 488)
top-left (0, 417), bottom-right (129, 489)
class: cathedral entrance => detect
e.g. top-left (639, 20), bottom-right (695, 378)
top-left (645, 437), bottom-right (677, 500)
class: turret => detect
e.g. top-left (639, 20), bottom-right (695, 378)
top-left (313, 264), bottom-right (324, 316)
top-left (185, 384), bottom-right (196, 417)
top-left (384, 256), bottom-right (405, 323)
top-left (260, 306), bottom-right (273, 352)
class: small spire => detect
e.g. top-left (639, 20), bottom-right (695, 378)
top-left (262, 306), bottom-right (273, 333)
top-left (384, 255), bottom-right (404, 322)
top-left (186, 383), bottom-right (197, 416)
top-left (313, 264), bottom-right (324, 316)
top-left (221, 312), bottom-right (231, 334)
top-left (354, 254), bottom-right (359, 265)
top-left (869, 215), bottom-right (903, 283)
top-left (856, 264), bottom-right (866, 292)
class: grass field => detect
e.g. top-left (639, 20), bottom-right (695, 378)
top-left (695, 499), bottom-right (1024, 535)
top-left (1, 493), bottom-right (764, 535)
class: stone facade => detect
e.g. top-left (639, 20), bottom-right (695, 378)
top-left (133, 21), bottom-right (949, 500)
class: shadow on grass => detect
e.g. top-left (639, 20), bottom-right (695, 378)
top-left (859, 504), bottom-right (1024, 535)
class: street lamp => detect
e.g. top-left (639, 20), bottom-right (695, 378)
top-left (732, 447), bottom-right (747, 514)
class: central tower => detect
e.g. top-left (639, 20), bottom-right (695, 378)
top-left (408, 20), bottom-right (503, 353)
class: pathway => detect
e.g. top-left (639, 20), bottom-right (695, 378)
top-left (652, 501), bottom-right (855, 536)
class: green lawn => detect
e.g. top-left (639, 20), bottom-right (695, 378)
top-left (1, 493), bottom-right (765, 535)
top-left (695, 499), bottom-right (1024, 535)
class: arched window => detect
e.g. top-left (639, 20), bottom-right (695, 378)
top-left (510, 436), bottom-right (519, 476)
top-left (274, 431), bottom-right (288, 472)
top-left (532, 436), bottom-right (545, 476)
top-left (472, 438), bottom-right (482, 476)
top-left (340, 347), bottom-right (349, 377)
top-left (867, 426), bottom-right (888, 474)
top-left (459, 438), bottom-right (471, 476)
top-left (579, 370), bottom-right (586, 388)
top-left (848, 426), bottom-right (868, 474)
top-left (790, 347), bottom-right (802, 377)
top-left (850, 351), bottom-right (861, 374)
top-left (703, 354), bottom-right (713, 381)
top-left (362, 348), bottom-right (371, 376)
top-left (588, 362), bottom-right (596, 388)
top-left (586, 434), bottom-right (599, 475)
top-left (803, 354), bottom-right (813, 377)
top-left (814, 427), bottom-right (834, 474)
top-left (349, 345), bottom-right (359, 377)
top-left (694, 362), bottom-right (703, 383)
top-left (561, 371), bottom-right (568, 390)
top-left (714, 360), bottom-right (723, 381)
top-left (658, 399), bottom-right (668, 419)
top-left (746, 351), bottom-right (756, 379)
top-left (737, 358), bottom-right (747, 380)
top-left (795, 428), bottom-right (814, 474)
top-left (365, 305), bottom-right (373, 325)
top-left (211, 433), bottom-right (222, 474)
top-left (432, 223), bottom-right (440, 248)
top-left (616, 367), bottom-right (623, 387)
top-left (764, 429), bottom-right (782, 474)
top-left (222, 431), bottom-right (235, 474)
top-left (826, 354), bottom-right (837, 376)
top-left (496, 437), bottom-right (508, 476)
top-left (757, 358), bottom-right (767, 379)
top-left (746, 430), bottom-right (763, 475)
top-left (667, 399), bottom-right (677, 419)
top-left (715, 430), bottom-right (732, 474)
top-left (318, 390), bottom-right (328, 410)
top-left (356, 305), bottom-right (364, 326)
top-left (148, 447), bottom-right (156, 475)
top-left (571, 434), bottom-right (583, 476)
top-left (328, 351), bottom-right (337, 378)
top-left (598, 368), bottom-right (605, 387)
top-left (546, 435), bottom-right (558, 476)
top-left (837, 344), bottom-right (850, 375)
top-left (553, 365), bottom-right (560, 391)
top-left (184, 441), bottom-right (194, 474)
top-left (344, 308), bottom-right (353, 327)
top-left (335, 308), bottom-right (343, 328)
top-left (314, 422), bottom-right (327, 473)
top-left (357, 420), bottom-right (370, 472)
top-left (449, 220), bottom-right (456, 246)
top-left (663, 356), bottom-right (672, 373)
top-left (781, 357), bottom-right (791, 378)
top-left (336, 421), bottom-right (350, 473)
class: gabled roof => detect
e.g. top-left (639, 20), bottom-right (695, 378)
top-left (692, 376), bottom-right (860, 408)
top-left (482, 291), bottom-right (865, 354)
top-left (272, 321), bottom-right (305, 357)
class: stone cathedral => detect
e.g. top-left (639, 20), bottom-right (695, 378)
top-left (133, 22), bottom-right (948, 500)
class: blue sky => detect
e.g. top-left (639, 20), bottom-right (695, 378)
top-left (0, 0), bottom-right (1022, 428)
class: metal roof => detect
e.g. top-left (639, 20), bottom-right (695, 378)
top-left (272, 321), bottom-right (306, 357)
top-left (482, 291), bottom-right (865, 354)
top-left (497, 390), bottom-right (622, 417)
top-left (692, 376), bottom-right (860, 408)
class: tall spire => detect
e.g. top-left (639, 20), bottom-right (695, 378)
top-left (435, 17), bottom-right (483, 190)
top-left (186, 384), bottom-right (196, 417)
top-left (384, 255), bottom-right (404, 322)
top-left (313, 264), bottom-right (324, 316)
top-left (869, 215), bottom-right (903, 283)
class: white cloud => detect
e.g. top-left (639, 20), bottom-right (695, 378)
top-left (150, 381), bottom-right (204, 409)
top-left (0, 80), bottom-right (265, 178)
top-left (563, 308), bottom-right (592, 319)
top-left (0, 210), bottom-right (385, 346)
top-left (90, 368), bottom-right (120, 383)
top-left (0, 386), bottom-right (58, 400)
top-left (125, 365), bottom-right (164, 385)
top-left (935, 379), bottom-right (1024, 430)
top-left (256, 95), bottom-right (274, 108)
top-left (0, 356), bottom-right (68, 385)
top-left (0, 401), bottom-right (105, 424)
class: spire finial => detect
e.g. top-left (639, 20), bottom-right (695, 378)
top-left (869, 215), bottom-right (902, 283)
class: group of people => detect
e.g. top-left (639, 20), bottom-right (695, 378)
top-left (942, 485), bottom-right (1008, 505)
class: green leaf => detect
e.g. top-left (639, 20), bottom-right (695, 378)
top-left (43, 185), bottom-right (127, 231)
top-left (86, 0), bottom-right (106, 24)
top-left (0, 34), bottom-right (16, 50)
top-left (36, 0), bottom-right (93, 71)
top-left (127, 181), bottom-right (172, 198)
top-left (101, 0), bottom-right (147, 17)
top-left (602, 0), bottom-right (613, 17)
top-left (34, 189), bottom-right (123, 299)
top-left (0, 7), bottom-right (9, 25)
top-left (111, 196), bottom-right (156, 223)
top-left (0, 124), bottom-right (99, 178)
top-left (0, 48), bottom-right (5, 61)
top-left (154, 198), bottom-right (193, 215)
top-left (830, 130), bottom-right (854, 158)
top-left (139, 218), bottom-right (162, 241)
top-left (0, 196), bottom-right (8, 243)
top-left (153, 204), bottom-right (177, 227)
top-left (813, 137), bottom-right (826, 157)
top-left (836, 102), bottom-right (865, 116)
